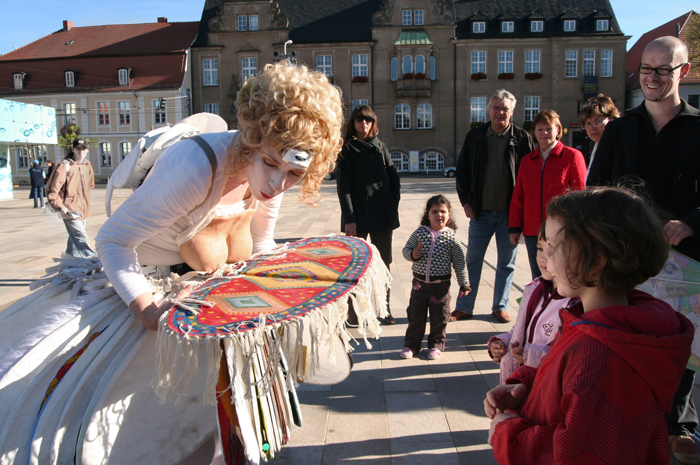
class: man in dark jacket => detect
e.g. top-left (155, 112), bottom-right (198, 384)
top-left (453, 89), bottom-right (534, 323)
top-left (29, 159), bottom-right (45, 208)
top-left (588, 36), bottom-right (700, 465)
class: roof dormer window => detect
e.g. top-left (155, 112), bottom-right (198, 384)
top-left (531, 20), bottom-right (543, 32)
top-left (596, 19), bottom-right (609, 31)
top-left (118, 68), bottom-right (131, 86)
top-left (473, 21), bottom-right (485, 33)
top-left (65, 71), bottom-right (75, 87)
top-left (13, 72), bottom-right (26, 90)
top-left (564, 20), bottom-right (576, 32)
top-left (502, 21), bottom-right (514, 32)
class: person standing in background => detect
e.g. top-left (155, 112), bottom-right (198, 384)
top-left (45, 159), bottom-right (55, 180)
top-left (578, 94), bottom-right (620, 181)
top-left (29, 159), bottom-right (45, 208)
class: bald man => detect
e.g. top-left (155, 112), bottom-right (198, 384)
top-left (589, 36), bottom-right (700, 464)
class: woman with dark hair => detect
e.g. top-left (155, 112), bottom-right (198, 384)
top-left (578, 94), bottom-right (620, 178)
top-left (337, 105), bottom-right (401, 325)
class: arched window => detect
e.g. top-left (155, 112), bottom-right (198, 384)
top-left (415, 55), bottom-right (425, 75)
top-left (390, 152), bottom-right (409, 172)
top-left (402, 56), bottom-right (413, 76)
top-left (394, 104), bottom-right (410, 129)
top-left (419, 152), bottom-right (444, 171)
top-left (390, 57), bottom-right (398, 81)
top-left (430, 56), bottom-right (437, 80)
top-left (417, 103), bottom-right (433, 129)
top-left (99, 142), bottom-right (112, 168)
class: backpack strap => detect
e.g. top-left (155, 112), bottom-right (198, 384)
top-left (189, 135), bottom-right (219, 212)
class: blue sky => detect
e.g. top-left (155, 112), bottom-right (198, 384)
top-left (0, 0), bottom-right (697, 57)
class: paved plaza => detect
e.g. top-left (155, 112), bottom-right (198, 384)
top-left (1, 177), bottom-right (696, 464)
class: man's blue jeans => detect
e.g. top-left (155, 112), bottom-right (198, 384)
top-left (32, 187), bottom-right (45, 208)
top-left (456, 210), bottom-right (518, 314)
top-left (64, 218), bottom-right (96, 258)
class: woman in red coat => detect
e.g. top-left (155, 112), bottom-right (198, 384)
top-left (509, 110), bottom-right (586, 279)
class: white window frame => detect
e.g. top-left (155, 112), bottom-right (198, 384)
top-left (601, 50), bottom-right (613, 77)
top-left (118, 68), bottom-right (129, 85)
top-left (419, 152), bottom-right (444, 171)
top-left (524, 96), bottom-right (540, 122)
top-left (565, 50), bottom-right (578, 78)
top-left (117, 101), bottom-right (131, 125)
top-left (583, 50), bottom-right (595, 77)
top-left (402, 55), bottom-right (413, 75)
top-left (97, 101), bottom-right (110, 126)
top-left (417, 103), bottom-right (432, 129)
top-left (204, 103), bottom-right (220, 115)
top-left (316, 55), bottom-right (332, 78)
top-left (414, 10), bottom-right (424, 25)
top-left (99, 142), bottom-right (112, 168)
top-left (498, 50), bottom-right (514, 74)
top-left (237, 15), bottom-right (247, 31)
top-left (473, 21), bottom-right (485, 33)
top-left (564, 20), bottom-right (576, 32)
top-left (415, 55), bottom-right (425, 75)
top-left (119, 141), bottom-right (132, 161)
top-left (525, 50), bottom-right (541, 74)
top-left (153, 99), bottom-right (166, 125)
top-left (394, 103), bottom-right (410, 129)
top-left (352, 54), bottom-right (368, 78)
top-left (65, 71), bottom-right (75, 87)
top-left (249, 15), bottom-right (259, 31)
top-left (13, 73), bottom-right (24, 89)
top-left (471, 97), bottom-right (486, 123)
top-left (351, 99), bottom-right (368, 110)
top-left (63, 102), bottom-right (77, 125)
top-left (471, 51), bottom-right (486, 75)
top-left (391, 152), bottom-right (409, 172)
top-left (242, 57), bottom-right (257, 82)
top-left (531, 20), bottom-right (543, 32)
top-left (16, 147), bottom-right (30, 169)
top-left (502, 21), bottom-right (514, 33)
top-left (402, 10), bottom-right (412, 26)
top-left (596, 19), bottom-right (609, 31)
top-left (203, 58), bottom-right (219, 86)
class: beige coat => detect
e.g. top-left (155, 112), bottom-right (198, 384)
top-left (46, 159), bottom-right (95, 218)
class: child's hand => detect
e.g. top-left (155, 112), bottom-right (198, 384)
top-left (488, 411), bottom-right (520, 445)
top-left (484, 383), bottom-right (528, 419)
top-left (458, 284), bottom-right (471, 298)
top-left (412, 242), bottom-right (423, 259)
top-left (489, 340), bottom-right (506, 362)
top-left (510, 341), bottom-right (524, 365)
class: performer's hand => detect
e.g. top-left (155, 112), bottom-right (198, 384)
top-left (510, 341), bottom-right (524, 364)
top-left (412, 242), bottom-right (423, 259)
top-left (509, 233), bottom-right (520, 245)
top-left (484, 383), bottom-right (527, 419)
top-left (665, 220), bottom-right (694, 246)
top-left (488, 411), bottom-right (519, 445)
top-left (463, 203), bottom-right (475, 219)
top-left (345, 222), bottom-right (357, 236)
top-left (130, 286), bottom-right (194, 330)
top-left (489, 340), bottom-right (506, 362)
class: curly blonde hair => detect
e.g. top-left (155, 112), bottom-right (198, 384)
top-left (231, 61), bottom-right (344, 204)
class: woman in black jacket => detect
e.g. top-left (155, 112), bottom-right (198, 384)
top-left (337, 105), bottom-right (400, 325)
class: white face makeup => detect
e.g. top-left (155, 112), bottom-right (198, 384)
top-left (245, 146), bottom-right (308, 201)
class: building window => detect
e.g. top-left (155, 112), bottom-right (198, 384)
top-left (237, 15), bottom-right (247, 31)
top-left (402, 10), bottom-right (412, 26)
top-left (391, 152), bottom-right (409, 172)
top-left (414, 10), bottom-right (424, 25)
top-left (33, 146), bottom-right (47, 165)
top-left (16, 147), bottom-right (29, 169)
top-left (391, 57), bottom-right (398, 81)
top-left (249, 15), bottom-right (258, 31)
top-left (601, 50), bottom-right (613, 77)
top-left (204, 103), bottom-right (220, 115)
top-left (395, 103), bottom-right (410, 129)
top-left (473, 22), bottom-right (486, 33)
top-left (524, 96), bottom-right (540, 122)
top-left (351, 99), bottom-right (368, 110)
top-left (565, 50), bottom-right (578, 78)
top-left (688, 95), bottom-right (700, 109)
top-left (531, 20), bottom-right (543, 32)
top-left (63, 103), bottom-right (76, 125)
top-left (525, 50), bottom-right (541, 73)
top-left (203, 58), bottom-right (219, 86)
top-left (430, 56), bottom-right (436, 80)
top-left (498, 50), bottom-right (514, 74)
top-left (471, 51), bottom-right (486, 75)
top-left (153, 99), bottom-right (166, 125)
top-left (316, 55), bottom-right (332, 77)
top-left (564, 20), bottom-right (576, 32)
top-left (65, 71), bottom-right (75, 87)
top-left (502, 21), bottom-right (514, 33)
top-left (415, 55), bottom-right (425, 75)
top-left (402, 55), bottom-right (413, 75)
top-left (242, 57), bottom-right (257, 82)
top-left (352, 54), bottom-right (368, 78)
top-left (596, 19), bottom-right (609, 31)
top-left (99, 142), bottom-right (112, 168)
top-left (119, 141), bottom-right (132, 161)
top-left (117, 101), bottom-right (131, 125)
top-left (583, 50), bottom-right (595, 77)
top-left (97, 102), bottom-right (110, 126)
top-left (14, 73), bottom-right (24, 89)
top-left (417, 103), bottom-right (433, 129)
top-left (118, 68), bottom-right (129, 85)
top-left (420, 152), bottom-right (444, 171)
top-left (471, 97), bottom-right (486, 123)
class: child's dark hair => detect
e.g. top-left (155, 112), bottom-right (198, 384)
top-left (420, 194), bottom-right (458, 230)
top-left (546, 186), bottom-right (667, 295)
top-left (537, 221), bottom-right (547, 242)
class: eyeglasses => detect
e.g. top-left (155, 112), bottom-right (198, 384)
top-left (354, 116), bottom-right (374, 123)
top-left (638, 63), bottom-right (687, 75)
top-left (582, 118), bottom-right (609, 129)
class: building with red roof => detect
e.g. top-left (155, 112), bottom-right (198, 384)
top-left (0, 18), bottom-right (199, 183)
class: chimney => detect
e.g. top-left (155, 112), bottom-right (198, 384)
top-left (63, 20), bottom-right (74, 32)
top-left (158, 17), bottom-right (168, 23)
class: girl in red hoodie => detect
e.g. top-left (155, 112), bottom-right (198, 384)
top-left (485, 186), bottom-right (694, 465)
